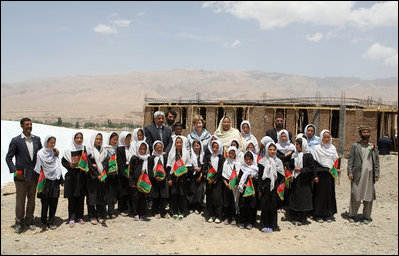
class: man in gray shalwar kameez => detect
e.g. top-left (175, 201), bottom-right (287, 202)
top-left (347, 125), bottom-right (380, 224)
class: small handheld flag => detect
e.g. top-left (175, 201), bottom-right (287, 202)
top-left (154, 159), bottom-right (166, 180)
top-left (173, 158), bottom-right (188, 177)
top-left (277, 182), bottom-right (286, 200)
top-left (329, 156), bottom-right (341, 179)
top-left (137, 172), bottom-right (152, 193)
top-left (228, 168), bottom-right (238, 190)
top-left (206, 165), bottom-right (217, 183)
top-left (243, 177), bottom-right (255, 197)
top-left (37, 170), bottom-right (46, 194)
top-left (14, 170), bottom-right (24, 179)
top-left (108, 154), bottom-right (118, 174)
top-left (100, 169), bottom-right (107, 182)
top-left (78, 151), bottom-right (89, 173)
top-left (369, 144), bottom-right (375, 152)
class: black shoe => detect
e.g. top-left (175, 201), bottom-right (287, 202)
top-left (15, 224), bottom-right (23, 234)
top-left (41, 225), bottom-right (48, 232)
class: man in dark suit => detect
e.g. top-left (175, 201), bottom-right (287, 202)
top-left (377, 132), bottom-right (393, 155)
top-left (266, 111), bottom-right (293, 143)
top-left (6, 117), bottom-right (43, 233)
top-left (144, 111), bottom-right (173, 154)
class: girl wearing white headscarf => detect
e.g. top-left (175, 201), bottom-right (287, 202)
top-left (311, 130), bottom-right (338, 223)
top-left (288, 137), bottom-right (317, 225)
top-left (148, 140), bottom-right (169, 218)
top-left (258, 142), bottom-right (282, 232)
top-left (62, 131), bottom-right (87, 227)
top-left (201, 139), bottom-right (224, 223)
top-left (86, 132), bottom-right (107, 224)
top-left (276, 129), bottom-right (296, 167)
top-left (304, 124), bottom-right (321, 152)
top-left (35, 135), bottom-right (63, 230)
top-left (166, 136), bottom-right (192, 219)
top-left (238, 139), bottom-right (259, 165)
top-left (101, 131), bottom-right (119, 219)
top-left (204, 134), bottom-right (220, 158)
top-left (222, 146), bottom-right (241, 225)
top-left (187, 140), bottom-right (205, 214)
top-left (214, 116), bottom-right (243, 158)
top-left (128, 140), bottom-right (151, 220)
top-left (259, 136), bottom-right (274, 159)
top-left (116, 131), bottom-right (133, 217)
top-left (129, 128), bottom-right (147, 157)
top-left (240, 120), bottom-right (259, 154)
top-left (237, 151), bottom-right (258, 229)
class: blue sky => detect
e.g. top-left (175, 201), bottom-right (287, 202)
top-left (1, 1), bottom-right (398, 83)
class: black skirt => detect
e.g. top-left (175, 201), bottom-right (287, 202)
top-left (288, 172), bottom-right (314, 212)
top-left (149, 177), bottom-right (169, 199)
top-left (312, 169), bottom-right (337, 217)
top-left (37, 178), bottom-right (62, 199)
top-left (105, 174), bottom-right (118, 205)
top-left (87, 175), bottom-right (106, 206)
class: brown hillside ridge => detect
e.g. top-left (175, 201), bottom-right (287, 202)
top-left (1, 155), bottom-right (398, 255)
top-left (1, 70), bottom-right (397, 124)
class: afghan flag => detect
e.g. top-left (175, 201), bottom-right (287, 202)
top-left (206, 165), bottom-right (217, 183)
top-left (173, 158), bottom-right (188, 177)
top-left (228, 168), bottom-right (238, 190)
top-left (243, 177), bottom-right (255, 197)
top-left (137, 172), bottom-right (152, 193)
top-left (108, 154), bottom-right (118, 174)
top-left (124, 168), bottom-right (129, 178)
top-left (14, 170), bottom-right (24, 178)
top-left (36, 170), bottom-right (46, 194)
top-left (284, 167), bottom-right (292, 189)
top-left (369, 144), bottom-right (375, 152)
top-left (224, 149), bottom-right (228, 158)
top-left (257, 153), bottom-right (263, 164)
top-left (100, 169), bottom-right (107, 182)
top-left (329, 157), bottom-right (341, 179)
top-left (154, 159), bottom-right (166, 180)
top-left (277, 182), bottom-right (286, 200)
top-left (78, 151), bottom-right (89, 173)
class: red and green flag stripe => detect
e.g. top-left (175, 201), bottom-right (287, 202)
top-left (329, 156), bottom-right (341, 179)
top-left (78, 151), bottom-right (89, 173)
top-left (137, 172), bottom-right (152, 193)
top-left (206, 165), bottom-right (216, 183)
top-left (228, 168), bottom-right (238, 190)
top-left (173, 158), bottom-right (188, 177)
top-left (154, 159), bottom-right (166, 180)
top-left (243, 177), bottom-right (255, 197)
top-left (14, 170), bottom-right (23, 178)
top-left (100, 169), bottom-right (107, 182)
top-left (37, 170), bottom-right (46, 194)
top-left (108, 154), bottom-right (118, 174)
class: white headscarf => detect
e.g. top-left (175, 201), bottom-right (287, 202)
top-left (35, 135), bottom-right (62, 180)
top-left (86, 132), bottom-right (106, 174)
top-left (129, 128), bottom-right (146, 157)
top-left (103, 132), bottom-right (119, 157)
top-left (238, 151), bottom-right (259, 191)
top-left (136, 141), bottom-right (150, 173)
top-left (244, 139), bottom-right (257, 154)
top-left (119, 131), bottom-right (133, 164)
top-left (240, 120), bottom-right (259, 153)
top-left (259, 142), bottom-right (285, 176)
top-left (292, 138), bottom-right (310, 178)
top-left (190, 140), bottom-right (204, 167)
top-left (222, 146), bottom-right (241, 180)
top-left (209, 140), bottom-right (223, 171)
top-left (304, 124), bottom-right (317, 140)
top-left (63, 131), bottom-right (85, 163)
top-left (152, 140), bottom-right (165, 167)
top-left (260, 136), bottom-right (274, 147)
top-left (214, 116), bottom-right (243, 149)
top-left (229, 138), bottom-right (242, 152)
top-left (276, 129), bottom-right (295, 154)
top-left (167, 135), bottom-right (192, 170)
top-left (311, 130), bottom-right (338, 168)
top-left (258, 142), bottom-right (278, 191)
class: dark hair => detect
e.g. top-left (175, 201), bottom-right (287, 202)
top-left (20, 117), bottom-right (32, 126)
top-left (275, 112), bottom-right (284, 119)
top-left (166, 110), bottom-right (177, 118)
top-left (244, 151), bottom-right (254, 160)
top-left (192, 140), bottom-right (201, 147)
top-left (174, 122), bottom-right (183, 128)
top-left (74, 132), bottom-right (83, 139)
top-left (110, 132), bottom-right (119, 140)
top-left (47, 136), bottom-right (56, 143)
top-left (295, 138), bottom-right (303, 145)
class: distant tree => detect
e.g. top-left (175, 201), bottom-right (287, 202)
top-left (56, 117), bottom-right (62, 126)
top-left (75, 121), bottom-right (79, 128)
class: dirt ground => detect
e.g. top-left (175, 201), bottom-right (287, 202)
top-left (1, 155), bottom-right (398, 255)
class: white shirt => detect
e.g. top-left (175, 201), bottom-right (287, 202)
top-left (21, 133), bottom-right (34, 160)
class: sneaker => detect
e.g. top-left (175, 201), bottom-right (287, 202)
top-left (111, 214), bottom-right (117, 219)
top-left (49, 225), bottom-right (57, 230)
top-left (78, 219), bottom-right (85, 224)
top-left (15, 224), bottom-right (23, 234)
top-left (239, 223), bottom-right (246, 229)
top-left (315, 218), bottom-right (324, 223)
top-left (224, 219), bottom-right (230, 225)
top-left (90, 219), bottom-right (98, 225)
top-left (120, 212), bottom-right (129, 217)
top-left (133, 215), bottom-right (140, 221)
top-left (208, 217), bottom-right (215, 223)
top-left (98, 218), bottom-right (105, 224)
top-left (231, 219), bottom-right (236, 226)
top-left (139, 216), bottom-right (146, 221)
top-left (194, 210), bottom-right (200, 215)
top-left (163, 213), bottom-right (171, 219)
top-left (325, 217), bottom-right (333, 223)
top-left (178, 214), bottom-right (184, 220)
top-left (172, 214), bottom-right (178, 220)
top-left (348, 217), bottom-right (355, 223)
top-left (155, 214), bottom-right (161, 219)
top-left (189, 210), bottom-right (194, 214)
top-left (362, 218), bottom-right (371, 224)
top-left (261, 227), bottom-right (269, 233)
top-left (69, 220), bottom-right (75, 228)
top-left (214, 218), bottom-right (221, 224)
top-left (29, 224), bottom-right (36, 231)
top-left (246, 224), bottom-right (253, 230)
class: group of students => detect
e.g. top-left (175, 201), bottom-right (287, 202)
top-left (26, 111), bottom-right (345, 234)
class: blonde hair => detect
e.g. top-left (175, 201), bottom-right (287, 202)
top-left (192, 115), bottom-right (206, 126)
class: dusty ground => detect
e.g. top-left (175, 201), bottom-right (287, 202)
top-left (1, 155), bottom-right (398, 255)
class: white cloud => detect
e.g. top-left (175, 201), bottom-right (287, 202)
top-left (202, 1), bottom-right (398, 30)
top-left (224, 39), bottom-right (241, 48)
top-left (111, 19), bottom-right (131, 27)
top-left (93, 24), bottom-right (118, 34)
top-left (306, 32), bottom-right (323, 42)
top-left (363, 43), bottom-right (398, 67)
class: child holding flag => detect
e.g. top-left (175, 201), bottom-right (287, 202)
top-left (35, 135), bottom-right (63, 231)
top-left (258, 142), bottom-right (283, 232)
top-left (116, 132), bottom-right (133, 217)
top-left (148, 141), bottom-right (170, 219)
top-left (222, 146), bottom-right (241, 225)
top-left (86, 132), bottom-right (107, 225)
top-left (62, 132), bottom-right (88, 228)
top-left (129, 141), bottom-right (151, 221)
top-left (187, 140), bottom-right (205, 215)
top-left (202, 140), bottom-right (224, 223)
top-left (166, 136), bottom-right (192, 220)
top-left (237, 151), bottom-right (259, 230)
